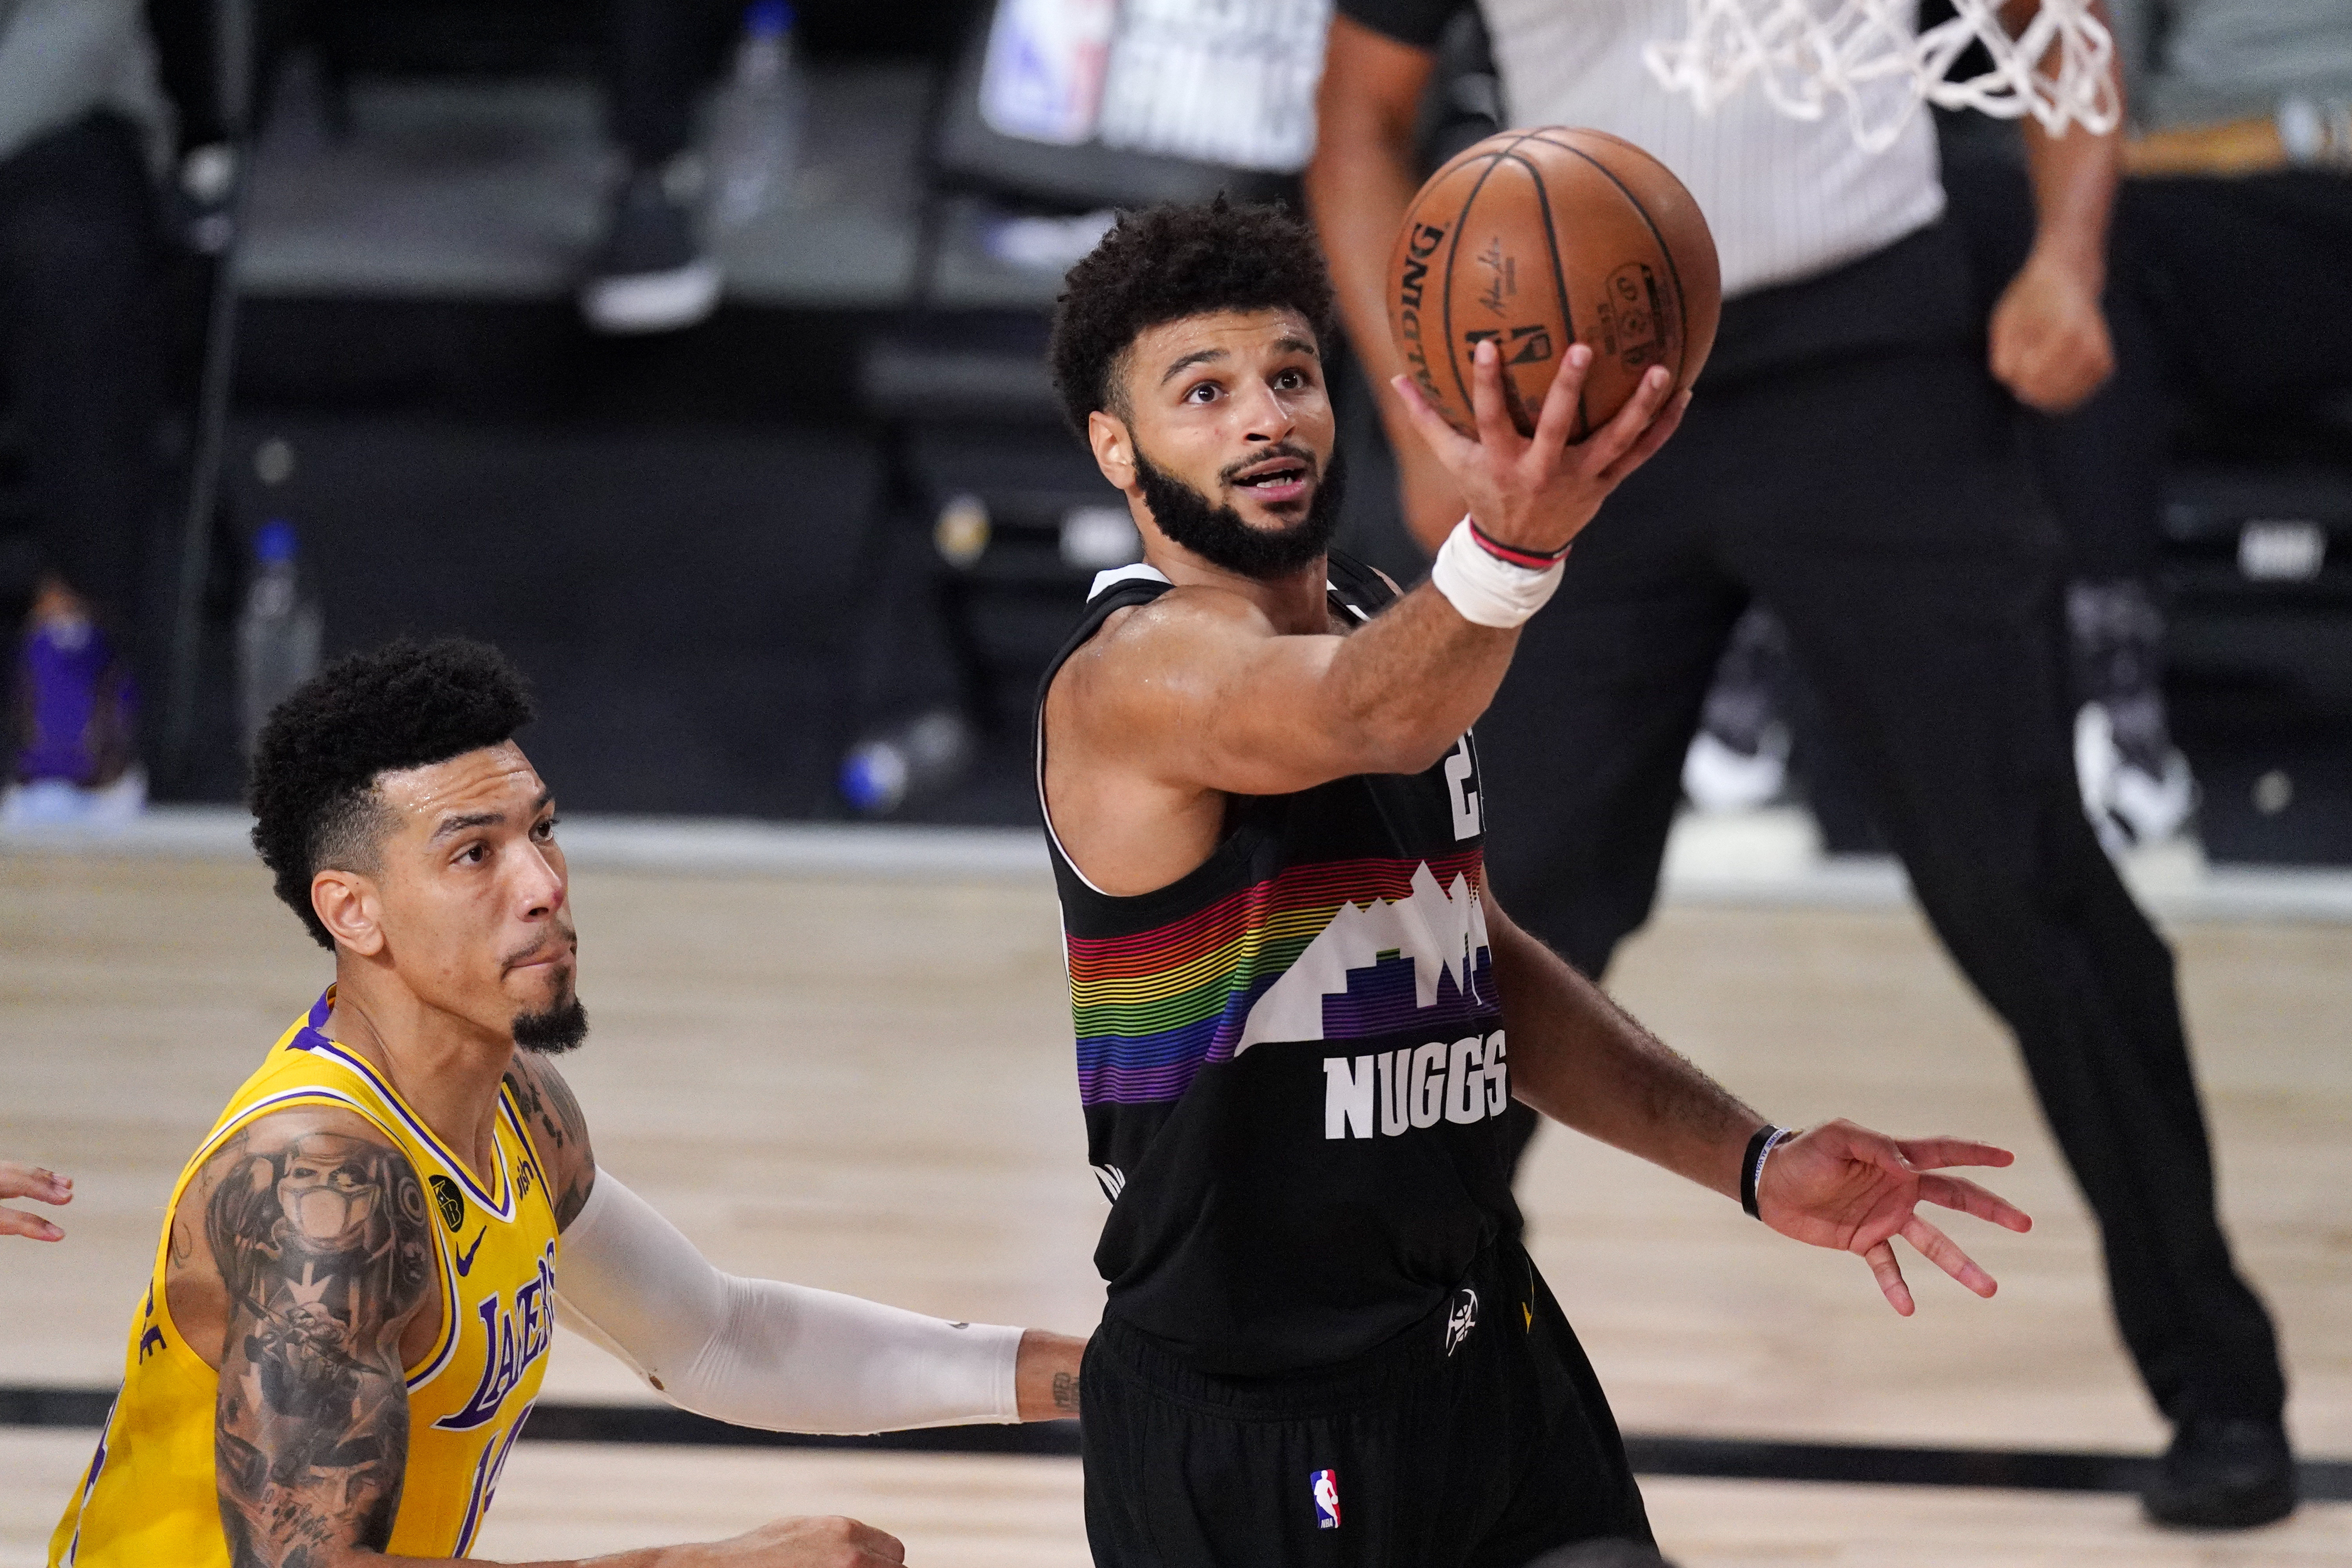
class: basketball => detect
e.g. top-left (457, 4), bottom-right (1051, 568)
top-left (1386, 127), bottom-right (1722, 442)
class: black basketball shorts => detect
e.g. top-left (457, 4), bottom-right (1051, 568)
top-left (1080, 1243), bottom-right (1653, 1568)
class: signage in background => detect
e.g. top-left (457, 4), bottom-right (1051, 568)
top-left (980, 0), bottom-right (1334, 172)
top-left (979, 0), bottom-right (1118, 145)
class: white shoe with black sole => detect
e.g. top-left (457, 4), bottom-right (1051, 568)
top-left (581, 162), bottom-right (722, 335)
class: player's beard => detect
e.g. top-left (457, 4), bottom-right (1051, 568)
top-left (1132, 440), bottom-right (1345, 581)
top-left (513, 993), bottom-right (588, 1055)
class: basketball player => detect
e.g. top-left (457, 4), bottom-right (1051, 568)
top-left (51, 638), bottom-right (1086, 1568)
top-left (1, 1161), bottom-right (71, 1241)
top-left (1038, 199), bottom-right (2030, 1565)
top-left (1308, 0), bottom-right (2298, 1528)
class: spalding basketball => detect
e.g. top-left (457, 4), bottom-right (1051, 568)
top-left (1386, 128), bottom-right (1721, 442)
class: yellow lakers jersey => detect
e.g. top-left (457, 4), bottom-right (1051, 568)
top-left (51, 989), bottom-right (562, 1566)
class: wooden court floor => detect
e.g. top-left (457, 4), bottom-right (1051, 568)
top-left (3, 848), bottom-right (2347, 1564)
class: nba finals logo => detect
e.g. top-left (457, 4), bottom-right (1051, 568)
top-left (1310, 1468), bottom-right (1341, 1530)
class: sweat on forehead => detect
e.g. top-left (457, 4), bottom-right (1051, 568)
top-left (247, 638), bottom-right (537, 949)
top-left (378, 743), bottom-right (540, 814)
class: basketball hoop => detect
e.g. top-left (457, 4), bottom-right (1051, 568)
top-left (1643, 0), bottom-right (2122, 154)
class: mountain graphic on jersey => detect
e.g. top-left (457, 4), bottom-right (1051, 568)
top-left (1238, 859), bottom-right (1496, 1049)
top-left (1070, 848), bottom-right (1496, 1107)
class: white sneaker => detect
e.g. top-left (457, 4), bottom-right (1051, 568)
top-left (580, 162), bottom-right (722, 335)
top-left (2112, 748), bottom-right (2197, 846)
top-left (1682, 725), bottom-right (1789, 815)
top-left (580, 258), bottom-right (721, 335)
top-left (2074, 703), bottom-right (2195, 851)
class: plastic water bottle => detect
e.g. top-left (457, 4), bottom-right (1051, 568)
top-left (710, 0), bottom-right (803, 230)
top-left (237, 520), bottom-right (323, 756)
top-left (839, 708), bottom-right (976, 816)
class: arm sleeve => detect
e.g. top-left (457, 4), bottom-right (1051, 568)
top-left (551, 1169), bottom-right (1023, 1435)
top-left (1336, 0), bottom-right (1457, 50)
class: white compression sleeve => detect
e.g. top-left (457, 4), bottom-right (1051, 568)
top-left (552, 1169), bottom-right (1022, 1435)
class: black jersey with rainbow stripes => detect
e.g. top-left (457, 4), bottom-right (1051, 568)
top-left (1036, 552), bottom-right (1523, 1376)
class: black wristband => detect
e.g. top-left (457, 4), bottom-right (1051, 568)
top-left (1740, 1124), bottom-right (1785, 1220)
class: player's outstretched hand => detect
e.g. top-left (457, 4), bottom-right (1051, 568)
top-left (703, 1514), bottom-right (906, 1565)
top-left (1390, 335), bottom-right (1687, 560)
top-left (1755, 1119), bottom-right (2031, 1316)
top-left (0, 1161), bottom-right (71, 1242)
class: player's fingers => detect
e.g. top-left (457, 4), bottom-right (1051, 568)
top-left (1917, 1173), bottom-right (2033, 1234)
top-left (0, 1205), bottom-right (64, 1241)
top-left (1595, 389), bottom-right (1691, 486)
top-left (1467, 338), bottom-right (1519, 454)
top-left (0, 1162), bottom-right (69, 1203)
top-left (1896, 1138), bottom-right (2013, 1171)
top-left (1530, 342), bottom-right (1596, 454)
top-left (1573, 364), bottom-right (1675, 474)
top-left (1389, 374), bottom-right (1476, 468)
top-left (1862, 1238), bottom-right (1914, 1316)
top-left (1817, 1118), bottom-right (1914, 1182)
top-left (1903, 1214), bottom-right (1998, 1299)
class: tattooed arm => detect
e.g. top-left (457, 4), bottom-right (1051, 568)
top-left (502, 1052), bottom-right (596, 1231)
top-left (201, 1108), bottom-right (435, 1568)
top-left (183, 1106), bottom-right (910, 1568)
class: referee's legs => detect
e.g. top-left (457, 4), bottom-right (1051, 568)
top-left (1735, 380), bottom-right (2284, 1424)
top-left (1472, 397), bottom-right (1758, 1175)
top-left (1472, 428), bottom-right (1748, 981)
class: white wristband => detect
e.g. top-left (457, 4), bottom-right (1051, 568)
top-left (1429, 518), bottom-right (1566, 629)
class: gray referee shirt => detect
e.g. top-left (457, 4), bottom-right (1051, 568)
top-left (2109, 0), bottom-right (2352, 133)
top-left (1344, 0), bottom-right (1949, 299)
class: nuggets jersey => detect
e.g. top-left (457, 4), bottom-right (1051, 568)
top-left (1036, 554), bottom-right (1522, 1376)
top-left (51, 990), bottom-right (561, 1566)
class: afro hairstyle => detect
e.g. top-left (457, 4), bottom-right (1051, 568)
top-left (247, 637), bottom-right (535, 949)
top-left (1048, 196), bottom-right (1340, 437)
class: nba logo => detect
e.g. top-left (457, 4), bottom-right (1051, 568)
top-left (1310, 1468), bottom-right (1341, 1529)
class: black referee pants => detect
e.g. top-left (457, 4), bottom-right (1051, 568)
top-left (1475, 225), bottom-right (2285, 1426)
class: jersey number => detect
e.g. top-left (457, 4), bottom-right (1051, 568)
top-left (1444, 738), bottom-right (1481, 841)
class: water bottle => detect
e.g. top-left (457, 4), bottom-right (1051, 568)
top-left (710, 0), bottom-right (804, 230)
top-left (237, 520), bottom-right (324, 756)
top-left (839, 708), bottom-right (976, 816)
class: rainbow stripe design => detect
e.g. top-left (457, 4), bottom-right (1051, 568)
top-left (1069, 849), bottom-right (1490, 1107)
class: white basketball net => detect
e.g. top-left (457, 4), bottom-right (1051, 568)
top-left (1643, 0), bottom-right (2122, 154)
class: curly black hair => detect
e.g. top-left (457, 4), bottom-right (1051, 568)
top-left (247, 637), bottom-right (535, 949)
top-left (1049, 197), bottom-right (1339, 437)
